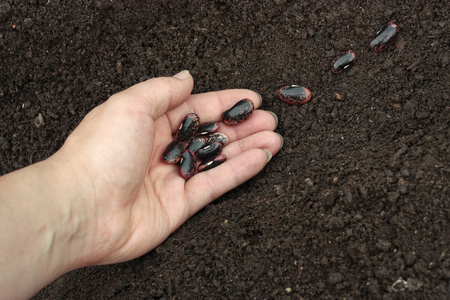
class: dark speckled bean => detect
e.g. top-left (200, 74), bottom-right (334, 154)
top-left (197, 142), bottom-right (223, 160)
top-left (278, 85), bottom-right (312, 105)
top-left (198, 154), bottom-right (227, 172)
top-left (185, 136), bottom-right (206, 154)
top-left (176, 113), bottom-right (200, 142)
top-left (196, 122), bottom-right (220, 136)
top-left (162, 141), bottom-right (184, 164)
top-left (370, 22), bottom-right (399, 52)
top-left (331, 50), bottom-right (356, 74)
top-left (178, 149), bottom-right (197, 180)
top-left (206, 132), bottom-right (228, 146)
top-left (222, 98), bottom-right (254, 125)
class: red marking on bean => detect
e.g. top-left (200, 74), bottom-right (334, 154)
top-left (185, 136), bottom-right (207, 154)
top-left (278, 85), bottom-right (312, 105)
top-left (198, 154), bottom-right (227, 172)
top-left (196, 122), bottom-right (220, 136)
top-left (176, 113), bottom-right (200, 142)
top-left (178, 149), bottom-right (197, 180)
top-left (162, 141), bottom-right (184, 164)
top-left (331, 50), bottom-right (356, 74)
top-left (206, 132), bottom-right (228, 146)
top-left (222, 98), bottom-right (254, 125)
top-left (370, 22), bottom-right (399, 52)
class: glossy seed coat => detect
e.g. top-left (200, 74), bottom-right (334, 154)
top-left (178, 149), bottom-right (197, 180)
top-left (331, 50), bottom-right (356, 74)
top-left (162, 141), bottom-right (184, 164)
top-left (206, 132), bottom-right (228, 146)
top-left (370, 22), bottom-right (399, 52)
top-left (196, 122), bottom-right (220, 136)
top-left (222, 98), bottom-right (254, 125)
top-left (278, 85), bottom-right (312, 105)
top-left (176, 113), bottom-right (200, 142)
top-left (185, 136), bottom-right (206, 154)
top-left (198, 154), bottom-right (227, 172)
top-left (197, 142), bottom-right (223, 160)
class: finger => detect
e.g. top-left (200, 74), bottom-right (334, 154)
top-left (166, 89), bottom-right (262, 132)
top-left (152, 131), bottom-right (282, 201)
top-left (152, 129), bottom-right (282, 188)
top-left (184, 148), bottom-right (272, 216)
top-left (222, 131), bottom-right (283, 159)
top-left (215, 110), bottom-right (278, 143)
top-left (112, 70), bottom-right (194, 120)
top-left (166, 108), bottom-right (278, 143)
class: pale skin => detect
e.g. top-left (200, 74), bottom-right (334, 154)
top-left (0, 70), bottom-right (282, 299)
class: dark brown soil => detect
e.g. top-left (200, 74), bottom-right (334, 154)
top-left (1, 0), bottom-right (449, 299)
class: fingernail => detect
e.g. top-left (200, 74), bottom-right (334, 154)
top-left (268, 111), bottom-right (278, 127)
top-left (255, 92), bottom-right (263, 107)
top-left (276, 132), bottom-right (284, 148)
top-left (173, 70), bottom-right (190, 80)
top-left (262, 148), bottom-right (272, 162)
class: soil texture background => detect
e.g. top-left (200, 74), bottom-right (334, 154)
top-left (1, 0), bottom-right (449, 299)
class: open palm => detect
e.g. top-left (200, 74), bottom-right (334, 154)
top-left (57, 72), bottom-right (281, 265)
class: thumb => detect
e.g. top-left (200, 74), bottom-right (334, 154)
top-left (116, 70), bottom-right (194, 119)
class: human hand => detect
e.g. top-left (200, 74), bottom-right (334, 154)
top-left (54, 70), bottom-right (282, 266)
top-left (0, 71), bottom-right (282, 298)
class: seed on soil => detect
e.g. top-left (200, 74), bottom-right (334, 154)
top-left (196, 122), bottom-right (220, 136)
top-left (198, 154), bottom-right (227, 172)
top-left (278, 85), bottom-right (312, 105)
top-left (197, 141), bottom-right (223, 160)
top-left (370, 22), bottom-right (399, 52)
top-left (185, 136), bottom-right (206, 154)
top-left (206, 132), bottom-right (229, 146)
top-left (331, 50), bottom-right (356, 74)
top-left (178, 149), bottom-right (197, 180)
top-left (162, 140), bottom-right (184, 164)
top-left (222, 98), bottom-right (254, 125)
top-left (176, 113), bottom-right (200, 142)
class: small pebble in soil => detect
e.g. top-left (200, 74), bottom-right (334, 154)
top-left (398, 178), bottom-right (408, 194)
top-left (278, 85), bottom-right (312, 105)
top-left (178, 149), bottom-right (197, 180)
top-left (305, 178), bottom-right (314, 186)
top-left (162, 140), bottom-right (184, 164)
top-left (331, 50), bottom-right (356, 74)
top-left (328, 272), bottom-right (343, 285)
top-left (222, 98), bottom-right (254, 125)
top-left (376, 239), bottom-right (392, 252)
top-left (176, 113), bottom-right (200, 142)
top-left (197, 141), bottom-right (223, 160)
top-left (370, 21), bottom-right (399, 52)
top-left (198, 154), bottom-right (227, 172)
top-left (196, 122), bottom-right (219, 136)
top-left (34, 113), bottom-right (45, 128)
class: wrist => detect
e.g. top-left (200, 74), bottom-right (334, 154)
top-left (0, 154), bottom-right (93, 298)
top-left (43, 152), bottom-right (98, 269)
